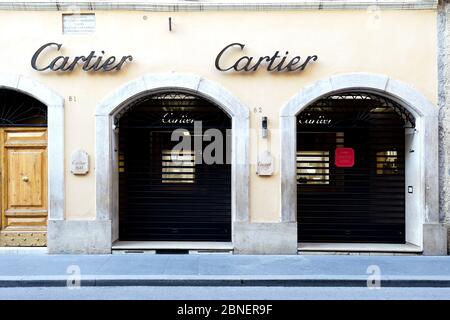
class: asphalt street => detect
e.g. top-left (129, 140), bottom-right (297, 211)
top-left (1, 286), bottom-right (450, 300)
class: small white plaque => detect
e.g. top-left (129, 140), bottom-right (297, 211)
top-left (256, 151), bottom-right (274, 176)
top-left (71, 150), bottom-right (89, 175)
top-left (63, 14), bottom-right (96, 34)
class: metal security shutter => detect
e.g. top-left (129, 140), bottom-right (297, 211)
top-left (118, 93), bottom-right (231, 242)
top-left (297, 93), bottom-right (415, 243)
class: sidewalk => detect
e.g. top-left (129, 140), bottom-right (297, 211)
top-left (1, 253), bottom-right (450, 287)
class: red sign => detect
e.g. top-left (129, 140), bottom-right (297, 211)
top-left (335, 148), bottom-right (355, 167)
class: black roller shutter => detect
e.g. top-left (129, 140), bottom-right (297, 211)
top-left (297, 93), bottom-right (412, 243)
top-left (118, 94), bottom-right (232, 242)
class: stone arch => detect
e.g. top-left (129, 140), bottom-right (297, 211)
top-left (95, 73), bottom-right (250, 245)
top-left (280, 73), bottom-right (445, 254)
top-left (0, 73), bottom-right (65, 222)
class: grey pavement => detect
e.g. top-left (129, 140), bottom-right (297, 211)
top-left (1, 254), bottom-right (450, 287)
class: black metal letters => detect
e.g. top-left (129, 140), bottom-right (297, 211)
top-left (31, 42), bottom-right (133, 72)
top-left (31, 42), bottom-right (317, 74)
top-left (215, 42), bottom-right (318, 73)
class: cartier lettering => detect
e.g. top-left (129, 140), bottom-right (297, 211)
top-left (215, 42), bottom-right (318, 73)
top-left (298, 115), bottom-right (332, 125)
top-left (162, 113), bottom-right (195, 124)
top-left (31, 42), bottom-right (133, 72)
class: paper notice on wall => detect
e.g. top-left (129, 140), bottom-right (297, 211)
top-left (63, 14), bottom-right (96, 34)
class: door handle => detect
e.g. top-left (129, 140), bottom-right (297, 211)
top-left (22, 176), bottom-right (29, 182)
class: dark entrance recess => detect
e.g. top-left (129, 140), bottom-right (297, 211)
top-left (296, 92), bottom-right (415, 243)
top-left (117, 93), bottom-right (232, 242)
top-left (0, 89), bottom-right (47, 126)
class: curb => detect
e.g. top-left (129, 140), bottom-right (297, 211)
top-left (2, 276), bottom-right (450, 288)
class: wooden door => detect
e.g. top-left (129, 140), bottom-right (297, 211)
top-left (0, 128), bottom-right (48, 246)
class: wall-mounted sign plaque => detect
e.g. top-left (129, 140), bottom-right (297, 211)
top-left (257, 151), bottom-right (274, 176)
top-left (71, 149), bottom-right (89, 175)
top-left (335, 148), bottom-right (355, 168)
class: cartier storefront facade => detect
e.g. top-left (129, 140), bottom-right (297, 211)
top-left (0, 0), bottom-right (447, 255)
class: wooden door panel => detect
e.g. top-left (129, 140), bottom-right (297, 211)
top-left (4, 130), bottom-right (47, 145)
top-left (0, 128), bottom-right (48, 246)
top-left (7, 149), bottom-right (45, 208)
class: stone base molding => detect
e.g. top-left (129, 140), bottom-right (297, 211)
top-left (47, 220), bottom-right (111, 254)
top-left (233, 222), bottom-right (298, 254)
top-left (423, 223), bottom-right (448, 255)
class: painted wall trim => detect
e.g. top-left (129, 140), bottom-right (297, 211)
top-left (0, 0), bottom-right (438, 12)
top-left (0, 73), bottom-right (65, 221)
top-left (96, 73), bottom-right (249, 246)
top-left (280, 72), bottom-right (444, 254)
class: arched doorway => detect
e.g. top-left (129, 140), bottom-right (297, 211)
top-left (96, 74), bottom-right (249, 251)
top-left (116, 92), bottom-right (232, 242)
top-left (280, 73), bottom-right (446, 254)
top-left (296, 92), bottom-right (414, 243)
top-left (0, 89), bottom-right (48, 246)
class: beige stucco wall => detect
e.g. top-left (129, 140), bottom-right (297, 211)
top-left (0, 9), bottom-right (438, 222)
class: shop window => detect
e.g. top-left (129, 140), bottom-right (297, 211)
top-left (162, 150), bottom-right (196, 183)
top-left (297, 151), bottom-right (330, 185)
top-left (335, 132), bottom-right (344, 147)
top-left (376, 150), bottom-right (398, 175)
top-left (118, 152), bottom-right (125, 173)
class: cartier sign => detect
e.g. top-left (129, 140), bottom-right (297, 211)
top-left (215, 43), bottom-right (318, 72)
top-left (31, 42), bottom-right (133, 72)
top-left (31, 42), bottom-right (318, 73)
